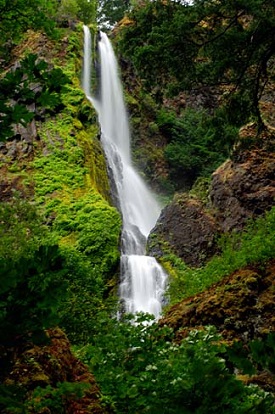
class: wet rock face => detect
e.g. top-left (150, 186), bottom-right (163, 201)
top-left (149, 196), bottom-right (218, 267)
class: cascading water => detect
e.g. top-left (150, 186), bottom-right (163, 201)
top-left (83, 27), bottom-right (167, 318)
top-left (82, 25), bottom-right (92, 96)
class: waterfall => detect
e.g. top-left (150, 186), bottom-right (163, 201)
top-left (82, 27), bottom-right (167, 318)
top-left (82, 25), bottom-right (92, 96)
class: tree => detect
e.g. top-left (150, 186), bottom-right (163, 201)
top-left (191, 0), bottom-right (275, 128)
top-left (118, 0), bottom-right (275, 129)
top-left (77, 0), bottom-right (97, 24)
top-left (57, 0), bottom-right (97, 25)
top-left (0, 0), bottom-right (57, 61)
top-left (98, 0), bottom-right (130, 28)
top-left (160, 108), bottom-right (237, 189)
top-left (57, 0), bottom-right (80, 21)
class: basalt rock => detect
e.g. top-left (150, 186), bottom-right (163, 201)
top-left (148, 127), bottom-right (275, 267)
top-left (210, 129), bottom-right (275, 232)
top-left (149, 195), bottom-right (218, 267)
top-left (160, 260), bottom-right (275, 343)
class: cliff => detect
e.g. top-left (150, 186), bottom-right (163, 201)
top-left (150, 125), bottom-right (275, 394)
top-left (1, 2), bottom-right (275, 410)
top-left (0, 26), bottom-right (120, 412)
top-left (148, 125), bottom-right (275, 267)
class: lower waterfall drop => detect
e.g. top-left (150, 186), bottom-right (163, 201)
top-left (83, 27), bottom-right (167, 318)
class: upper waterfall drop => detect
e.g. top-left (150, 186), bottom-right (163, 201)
top-left (92, 31), bottom-right (161, 239)
top-left (82, 25), bottom-right (92, 96)
top-left (82, 27), bottom-right (167, 318)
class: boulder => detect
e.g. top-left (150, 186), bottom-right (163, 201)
top-left (148, 195), bottom-right (218, 267)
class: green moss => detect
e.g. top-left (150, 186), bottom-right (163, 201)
top-left (189, 176), bottom-right (211, 205)
top-left (26, 27), bottom-right (122, 343)
top-left (77, 127), bottom-right (111, 200)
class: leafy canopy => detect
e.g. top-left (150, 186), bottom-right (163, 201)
top-left (0, 0), bottom-right (57, 59)
top-left (118, 0), bottom-right (275, 127)
top-left (157, 107), bottom-right (237, 189)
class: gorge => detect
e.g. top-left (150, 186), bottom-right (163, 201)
top-left (0, 1), bottom-right (274, 412)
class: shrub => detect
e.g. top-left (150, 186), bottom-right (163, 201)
top-left (76, 317), bottom-right (274, 413)
top-left (0, 198), bottom-right (68, 346)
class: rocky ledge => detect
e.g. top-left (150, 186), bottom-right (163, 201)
top-left (159, 259), bottom-right (275, 393)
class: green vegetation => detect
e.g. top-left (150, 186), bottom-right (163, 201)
top-left (57, 0), bottom-right (131, 27)
top-left (158, 107), bottom-right (238, 189)
top-left (98, 0), bottom-right (131, 29)
top-left (26, 382), bottom-right (90, 413)
top-left (0, 0), bottom-right (57, 60)
top-left (0, 381), bottom-right (90, 414)
top-left (0, 15), bottom-right (122, 347)
top-left (0, 197), bottom-right (67, 347)
top-left (117, 0), bottom-right (275, 190)
top-left (57, 0), bottom-right (97, 25)
top-left (118, 0), bottom-right (275, 126)
top-left (164, 207), bottom-right (275, 304)
top-left (0, 0), bottom-right (274, 411)
top-left (28, 34), bottom-right (122, 345)
top-left (0, 53), bottom-right (69, 141)
top-left (76, 317), bottom-right (274, 413)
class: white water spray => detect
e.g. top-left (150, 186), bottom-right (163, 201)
top-left (83, 28), bottom-right (167, 318)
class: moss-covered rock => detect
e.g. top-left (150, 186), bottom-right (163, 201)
top-left (3, 328), bottom-right (107, 413)
top-left (0, 25), bottom-right (122, 344)
top-left (160, 260), bottom-right (275, 392)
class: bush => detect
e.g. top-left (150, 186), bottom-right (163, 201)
top-left (157, 108), bottom-right (237, 190)
top-left (0, 198), bottom-right (68, 346)
top-left (76, 317), bottom-right (274, 413)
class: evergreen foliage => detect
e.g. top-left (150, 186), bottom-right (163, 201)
top-left (157, 107), bottom-right (237, 189)
top-left (118, 0), bottom-right (275, 126)
top-left (98, 0), bottom-right (130, 29)
top-left (0, 0), bottom-right (57, 60)
top-left (57, 0), bottom-right (98, 25)
top-left (117, 0), bottom-right (275, 189)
